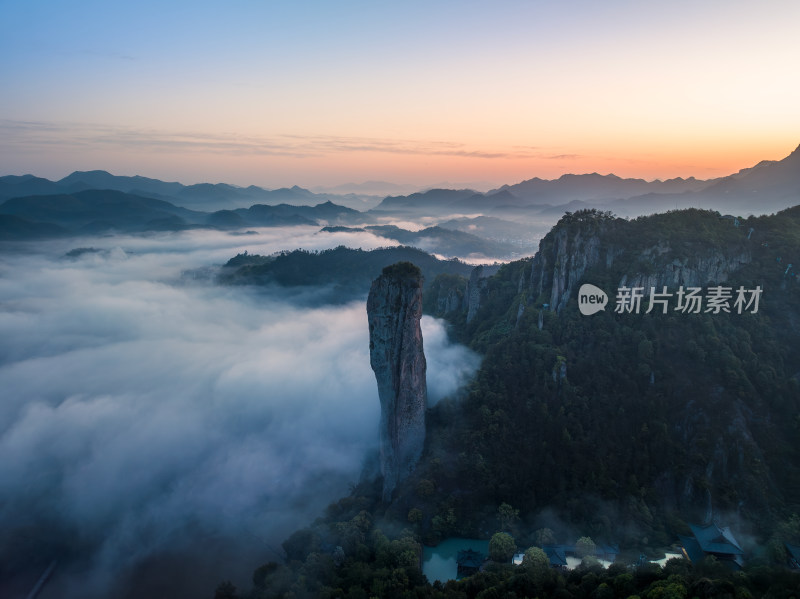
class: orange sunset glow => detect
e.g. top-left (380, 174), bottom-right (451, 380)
top-left (1, 1), bottom-right (798, 188)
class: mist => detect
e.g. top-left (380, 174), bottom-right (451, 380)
top-left (0, 230), bottom-right (479, 598)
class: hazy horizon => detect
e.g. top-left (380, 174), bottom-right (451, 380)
top-left (2, 1), bottom-right (798, 189)
top-left (5, 146), bottom-right (797, 197)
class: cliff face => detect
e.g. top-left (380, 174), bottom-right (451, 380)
top-left (426, 273), bottom-right (465, 316)
top-left (530, 225), bottom-right (605, 312)
top-left (465, 265), bottom-right (486, 322)
top-left (367, 262), bottom-right (427, 502)
top-left (618, 249), bottom-right (752, 290)
top-left (528, 211), bottom-right (752, 312)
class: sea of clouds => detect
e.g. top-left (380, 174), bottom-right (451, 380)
top-left (0, 227), bottom-right (479, 598)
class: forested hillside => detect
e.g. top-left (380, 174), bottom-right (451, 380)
top-left (225, 207), bottom-right (800, 599)
top-left (218, 245), bottom-right (475, 302)
top-left (414, 208), bottom-right (799, 542)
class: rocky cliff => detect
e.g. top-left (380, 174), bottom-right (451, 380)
top-left (528, 209), bottom-right (753, 312)
top-left (529, 222), bottom-right (606, 312)
top-left (465, 265), bottom-right (486, 322)
top-left (367, 262), bottom-right (428, 502)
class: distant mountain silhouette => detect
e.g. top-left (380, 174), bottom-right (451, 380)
top-left (0, 174), bottom-right (67, 200)
top-left (316, 180), bottom-right (421, 196)
top-left (228, 201), bottom-right (361, 228)
top-left (0, 190), bottom-right (362, 239)
top-left (611, 144), bottom-right (800, 216)
top-left (0, 214), bottom-right (68, 240)
top-left (372, 188), bottom-right (478, 212)
top-left (0, 190), bottom-right (205, 234)
top-left (369, 176), bottom-right (711, 215)
top-left (177, 183), bottom-right (321, 208)
top-left (369, 144), bottom-right (799, 217)
top-left (1, 143), bottom-right (798, 236)
top-left (319, 224), bottom-right (522, 258)
top-left (452, 189), bottom-right (519, 210)
top-left (496, 172), bottom-right (708, 205)
top-left (51, 171), bottom-right (368, 210)
top-left (371, 175), bottom-right (712, 215)
top-left (698, 143), bottom-right (800, 209)
top-left (58, 170), bottom-right (185, 197)
top-left (436, 215), bottom-right (542, 246)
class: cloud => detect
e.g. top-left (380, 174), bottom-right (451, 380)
top-left (0, 119), bottom-right (542, 162)
top-left (0, 230), bottom-right (478, 598)
top-left (422, 315), bottom-right (480, 404)
top-left (545, 153), bottom-right (582, 160)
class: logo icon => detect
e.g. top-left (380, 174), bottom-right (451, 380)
top-left (578, 284), bottom-right (608, 315)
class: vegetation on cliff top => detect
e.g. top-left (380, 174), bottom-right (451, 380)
top-left (380, 261), bottom-right (423, 282)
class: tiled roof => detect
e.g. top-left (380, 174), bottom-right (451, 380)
top-left (689, 523), bottom-right (743, 555)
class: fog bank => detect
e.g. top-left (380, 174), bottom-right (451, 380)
top-left (0, 231), bottom-right (478, 598)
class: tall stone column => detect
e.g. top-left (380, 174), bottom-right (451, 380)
top-left (367, 262), bottom-right (427, 502)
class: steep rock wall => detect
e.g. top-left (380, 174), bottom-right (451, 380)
top-left (367, 262), bottom-right (427, 501)
top-left (529, 213), bottom-right (752, 312)
top-left (529, 221), bottom-right (608, 312)
top-left (618, 250), bottom-right (752, 290)
top-left (465, 265), bottom-right (486, 322)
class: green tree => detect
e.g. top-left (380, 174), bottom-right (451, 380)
top-left (498, 503), bottom-right (520, 531)
top-left (407, 508), bottom-right (423, 524)
top-left (213, 581), bottom-right (238, 599)
top-left (522, 546), bottom-right (549, 571)
top-left (594, 582), bottom-right (615, 599)
top-left (646, 578), bottom-right (687, 599)
top-left (766, 513), bottom-right (800, 563)
top-left (282, 528), bottom-right (320, 562)
top-left (489, 532), bottom-right (516, 563)
top-left (416, 479), bottom-right (435, 497)
top-left (575, 536), bottom-right (596, 558)
top-left (432, 507), bottom-right (457, 535)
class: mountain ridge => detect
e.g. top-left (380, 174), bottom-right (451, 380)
top-left (0, 190), bottom-right (365, 237)
top-left (2, 143), bottom-right (798, 217)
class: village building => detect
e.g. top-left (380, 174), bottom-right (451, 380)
top-left (541, 543), bottom-right (619, 569)
top-left (679, 523), bottom-right (744, 570)
top-left (456, 549), bottom-right (484, 578)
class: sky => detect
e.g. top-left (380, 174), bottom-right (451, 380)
top-left (1, 0), bottom-right (799, 189)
